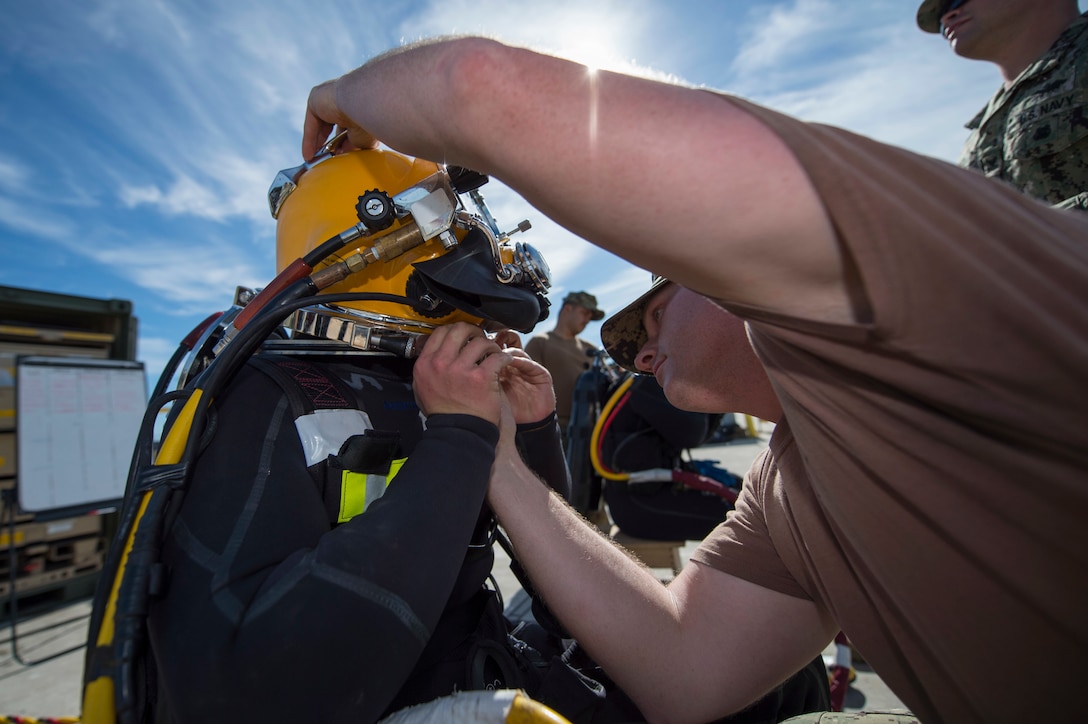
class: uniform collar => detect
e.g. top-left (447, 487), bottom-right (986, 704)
top-left (965, 13), bottom-right (1088, 131)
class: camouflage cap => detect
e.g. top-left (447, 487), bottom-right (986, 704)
top-left (562, 290), bottom-right (605, 320)
top-left (599, 275), bottom-right (670, 374)
top-left (917, 0), bottom-right (964, 33)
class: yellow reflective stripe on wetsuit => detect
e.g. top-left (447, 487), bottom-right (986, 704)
top-left (338, 457), bottom-right (406, 523)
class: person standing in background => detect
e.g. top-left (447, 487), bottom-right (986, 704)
top-left (525, 290), bottom-right (604, 440)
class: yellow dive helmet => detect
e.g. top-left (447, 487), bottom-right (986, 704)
top-left (268, 142), bottom-right (551, 351)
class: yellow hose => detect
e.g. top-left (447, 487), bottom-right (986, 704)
top-left (83, 391), bottom-right (204, 723)
top-left (588, 376), bottom-right (634, 481)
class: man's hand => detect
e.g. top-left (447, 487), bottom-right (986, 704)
top-left (412, 323), bottom-right (511, 426)
top-left (303, 79), bottom-right (379, 159)
top-left (499, 350), bottom-right (556, 425)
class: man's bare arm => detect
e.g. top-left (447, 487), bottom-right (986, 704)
top-left (305, 37), bottom-right (853, 324)
top-left (487, 438), bottom-right (836, 723)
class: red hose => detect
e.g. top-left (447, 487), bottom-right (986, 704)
top-left (670, 470), bottom-right (739, 503)
top-left (233, 258), bottom-right (312, 330)
top-left (181, 312), bottom-right (224, 349)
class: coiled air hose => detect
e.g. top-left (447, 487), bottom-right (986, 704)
top-left (588, 376), bottom-right (738, 503)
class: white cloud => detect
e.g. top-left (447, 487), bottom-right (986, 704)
top-left (0, 156), bottom-right (30, 192)
top-left (67, 230), bottom-right (271, 314)
top-left (732, 0), bottom-right (836, 77)
top-left (24, 2), bottom-right (333, 234)
top-left (590, 262), bottom-right (655, 312)
top-left (120, 177), bottom-right (223, 219)
top-left (0, 195), bottom-right (74, 240)
top-left (403, 0), bottom-right (657, 73)
top-left (118, 151), bottom-right (275, 224)
top-left (721, 3), bottom-right (997, 163)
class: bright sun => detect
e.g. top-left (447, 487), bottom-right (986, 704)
top-left (539, 10), bottom-right (634, 74)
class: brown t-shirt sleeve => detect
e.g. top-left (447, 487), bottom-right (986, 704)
top-left (524, 336), bottom-right (545, 365)
top-left (689, 447), bottom-right (809, 600)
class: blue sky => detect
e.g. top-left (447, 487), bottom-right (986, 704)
top-left (0, 0), bottom-right (1024, 387)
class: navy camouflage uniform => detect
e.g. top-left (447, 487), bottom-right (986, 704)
top-left (960, 13), bottom-right (1088, 211)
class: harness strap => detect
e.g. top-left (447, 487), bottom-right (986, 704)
top-left (249, 355), bottom-right (405, 525)
top-left (248, 355), bottom-right (356, 416)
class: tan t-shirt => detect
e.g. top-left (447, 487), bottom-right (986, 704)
top-left (689, 96), bottom-right (1088, 723)
top-left (524, 331), bottom-right (598, 430)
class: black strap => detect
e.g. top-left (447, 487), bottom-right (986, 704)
top-left (248, 355), bottom-right (357, 418)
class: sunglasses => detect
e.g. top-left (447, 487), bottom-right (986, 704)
top-left (940, 0), bottom-right (968, 19)
top-left (938, 0), bottom-right (968, 34)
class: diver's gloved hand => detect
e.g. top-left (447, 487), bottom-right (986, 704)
top-left (413, 322), bottom-right (509, 426)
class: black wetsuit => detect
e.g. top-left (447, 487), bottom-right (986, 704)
top-left (147, 353), bottom-right (571, 723)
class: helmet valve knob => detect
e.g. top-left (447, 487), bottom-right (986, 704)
top-left (356, 190), bottom-right (396, 232)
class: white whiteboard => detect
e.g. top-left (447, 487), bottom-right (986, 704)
top-left (16, 356), bottom-right (146, 515)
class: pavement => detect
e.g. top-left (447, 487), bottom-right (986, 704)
top-left (0, 423), bottom-right (909, 720)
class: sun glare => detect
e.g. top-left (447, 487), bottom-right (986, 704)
top-left (544, 13), bottom-right (633, 74)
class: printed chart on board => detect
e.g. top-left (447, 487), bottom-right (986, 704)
top-left (15, 356), bottom-right (146, 515)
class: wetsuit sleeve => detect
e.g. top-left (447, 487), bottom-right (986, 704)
top-left (147, 367), bottom-right (498, 723)
top-left (515, 412), bottom-right (571, 499)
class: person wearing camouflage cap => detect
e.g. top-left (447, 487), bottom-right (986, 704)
top-left (525, 290), bottom-right (605, 434)
top-left (919, 0), bottom-right (1088, 210)
top-left (599, 275), bottom-right (668, 374)
top-left (305, 34), bottom-right (1088, 723)
top-left (600, 277), bottom-right (780, 418)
